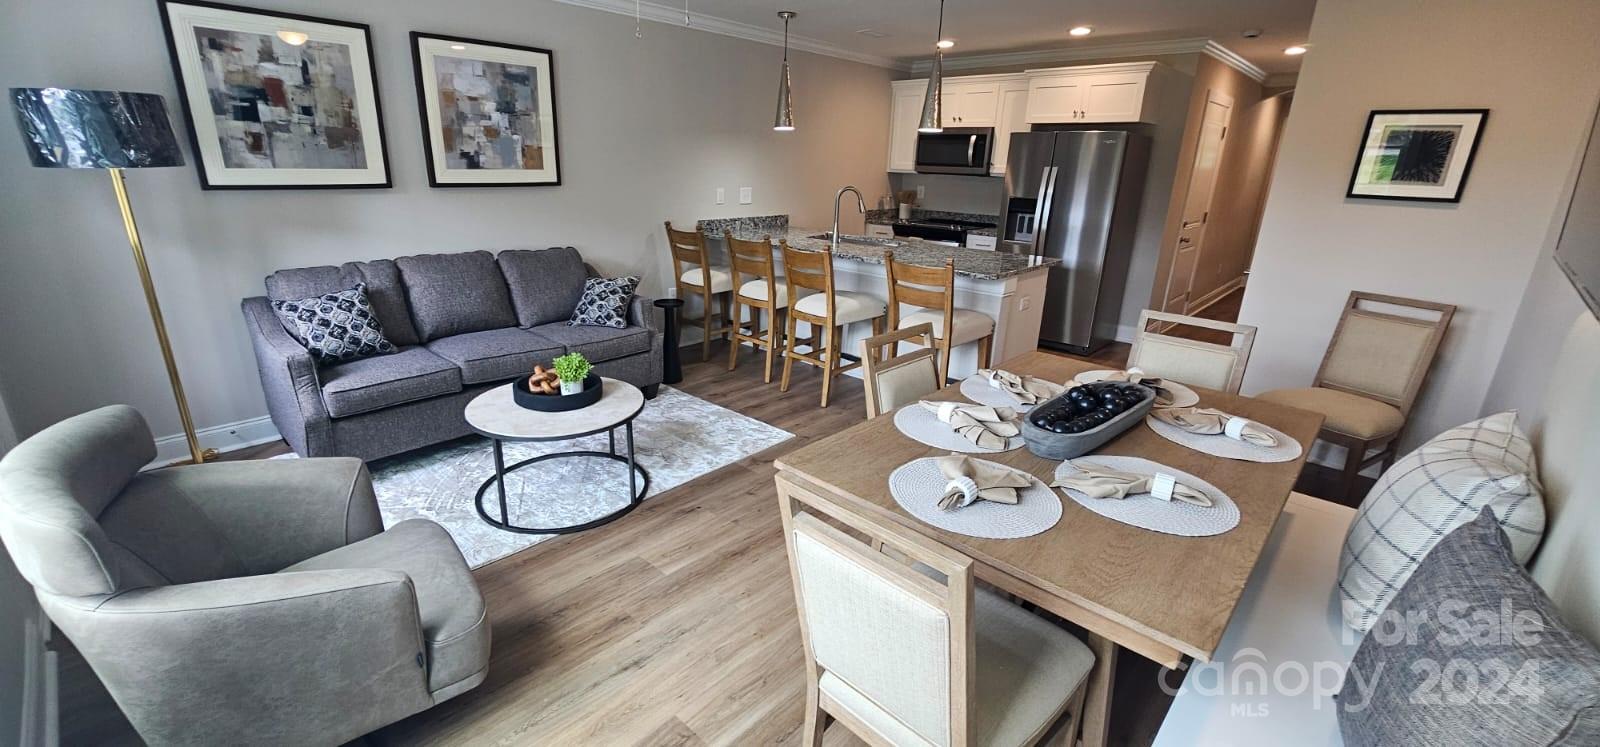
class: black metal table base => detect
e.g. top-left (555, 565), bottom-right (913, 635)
top-left (474, 423), bottom-right (651, 535)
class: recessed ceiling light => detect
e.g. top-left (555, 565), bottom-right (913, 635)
top-left (276, 30), bottom-right (309, 46)
top-left (450, 44), bottom-right (467, 50)
top-left (1068, 26), bottom-right (1093, 37)
top-left (1284, 45), bottom-right (1308, 55)
top-left (936, 39), bottom-right (955, 49)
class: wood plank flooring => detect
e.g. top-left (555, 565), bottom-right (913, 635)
top-left (60, 340), bottom-right (1196, 747)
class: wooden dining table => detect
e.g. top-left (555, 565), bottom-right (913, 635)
top-left (773, 350), bottom-right (1323, 747)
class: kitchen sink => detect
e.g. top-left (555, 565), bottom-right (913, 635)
top-left (806, 232), bottom-right (900, 247)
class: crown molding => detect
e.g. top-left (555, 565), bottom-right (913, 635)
top-left (549, 0), bottom-right (904, 70)
top-left (907, 37), bottom-right (1268, 84)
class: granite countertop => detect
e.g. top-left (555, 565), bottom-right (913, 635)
top-left (735, 227), bottom-right (1051, 280)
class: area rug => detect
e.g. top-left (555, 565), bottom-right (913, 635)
top-left (279, 386), bottom-right (792, 568)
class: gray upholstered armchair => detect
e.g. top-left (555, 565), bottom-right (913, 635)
top-left (0, 405), bottom-right (489, 745)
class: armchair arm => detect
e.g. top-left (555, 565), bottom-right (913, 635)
top-left (42, 570), bottom-right (434, 745)
top-left (630, 292), bottom-right (658, 332)
top-left (241, 296), bottom-right (332, 456)
top-left (126, 457), bottom-right (383, 573)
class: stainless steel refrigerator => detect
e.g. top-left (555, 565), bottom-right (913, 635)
top-left (999, 130), bottom-right (1150, 354)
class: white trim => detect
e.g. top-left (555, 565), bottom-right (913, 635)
top-left (1186, 275), bottom-right (1247, 316)
top-left (549, 0), bottom-right (902, 69)
top-left (150, 415), bottom-right (281, 469)
top-left (1262, 71), bottom-right (1299, 90)
top-left (1115, 323), bottom-right (1138, 344)
top-left (910, 37), bottom-right (1267, 83)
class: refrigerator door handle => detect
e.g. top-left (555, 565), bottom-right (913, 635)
top-left (1032, 166), bottom-right (1058, 260)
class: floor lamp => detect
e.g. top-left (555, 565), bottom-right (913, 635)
top-left (11, 88), bottom-right (213, 464)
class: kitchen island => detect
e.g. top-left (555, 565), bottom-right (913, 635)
top-left (700, 217), bottom-right (1051, 380)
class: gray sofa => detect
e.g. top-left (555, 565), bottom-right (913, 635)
top-left (0, 405), bottom-right (490, 744)
top-left (242, 247), bottom-right (662, 461)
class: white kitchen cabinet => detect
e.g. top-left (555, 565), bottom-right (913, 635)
top-left (941, 79), bottom-right (1001, 127)
top-left (989, 78), bottom-right (1030, 176)
top-left (865, 223), bottom-right (895, 238)
top-left (1024, 62), bottom-right (1162, 125)
top-left (888, 79), bottom-right (925, 173)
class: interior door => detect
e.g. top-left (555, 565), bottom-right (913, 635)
top-left (1163, 91), bottom-right (1232, 314)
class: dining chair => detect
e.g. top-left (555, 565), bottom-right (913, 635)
top-left (861, 323), bottom-right (942, 419)
top-left (1257, 291), bottom-right (1456, 503)
top-left (776, 473), bottom-right (1095, 747)
top-left (1128, 309), bottom-right (1258, 394)
top-left (725, 230), bottom-right (795, 383)
top-left (665, 221), bottom-right (733, 361)
top-left (779, 241), bottom-right (887, 408)
top-left (886, 252), bottom-right (995, 383)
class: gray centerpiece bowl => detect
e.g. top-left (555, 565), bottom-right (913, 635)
top-left (1020, 384), bottom-right (1156, 460)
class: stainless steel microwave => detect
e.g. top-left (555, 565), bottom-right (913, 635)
top-left (915, 127), bottom-right (995, 175)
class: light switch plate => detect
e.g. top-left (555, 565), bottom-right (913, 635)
top-left (916, 185), bottom-right (925, 200)
top-left (738, 187), bottom-right (753, 205)
top-left (715, 188), bottom-right (725, 205)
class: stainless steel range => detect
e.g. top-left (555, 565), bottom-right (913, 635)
top-left (890, 218), bottom-right (997, 246)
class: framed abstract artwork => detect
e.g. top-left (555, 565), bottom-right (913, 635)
top-left (157, 0), bottom-right (390, 189)
top-left (410, 33), bottom-right (561, 187)
top-left (1346, 109), bottom-right (1488, 203)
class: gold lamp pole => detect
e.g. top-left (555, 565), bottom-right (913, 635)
top-left (12, 88), bottom-right (213, 464)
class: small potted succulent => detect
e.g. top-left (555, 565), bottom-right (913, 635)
top-left (552, 352), bottom-right (592, 396)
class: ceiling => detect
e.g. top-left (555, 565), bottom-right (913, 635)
top-left (673, 0), bottom-right (1316, 75)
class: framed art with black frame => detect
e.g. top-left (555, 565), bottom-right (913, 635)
top-left (1346, 109), bottom-right (1488, 203)
top-left (156, 0), bottom-right (391, 189)
top-left (411, 32), bottom-right (562, 188)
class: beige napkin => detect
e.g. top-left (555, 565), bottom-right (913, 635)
top-left (936, 454), bottom-right (1032, 510)
top-left (977, 368), bottom-right (1065, 405)
top-left (1051, 460), bottom-right (1213, 507)
top-left (920, 401), bottom-right (1020, 450)
top-left (1101, 367), bottom-right (1175, 406)
top-left (1151, 407), bottom-right (1280, 447)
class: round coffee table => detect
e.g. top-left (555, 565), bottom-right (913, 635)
top-left (464, 377), bottom-right (650, 534)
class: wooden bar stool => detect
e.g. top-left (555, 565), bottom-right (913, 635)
top-left (885, 252), bottom-right (995, 383)
top-left (665, 221), bottom-right (734, 361)
top-left (779, 241), bottom-right (887, 408)
top-left (725, 230), bottom-right (797, 383)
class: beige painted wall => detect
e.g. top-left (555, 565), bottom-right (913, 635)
top-left (1238, 0), bottom-right (1600, 452)
top-left (0, 0), bottom-right (892, 441)
top-left (1147, 55), bottom-right (1284, 313)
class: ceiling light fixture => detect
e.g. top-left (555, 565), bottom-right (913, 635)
top-left (1284, 45), bottom-right (1308, 55)
top-left (1068, 26), bottom-right (1093, 37)
top-left (774, 11), bottom-right (796, 131)
top-left (918, 0), bottom-right (947, 133)
top-left (936, 39), bottom-right (955, 49)
top-left (276, 30), bottom-right (308, 46)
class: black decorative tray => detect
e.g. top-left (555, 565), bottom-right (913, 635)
top-left (1019, 383), bottom-right (1156, 461)
top-left (513, 373), bottom-right (602, 412)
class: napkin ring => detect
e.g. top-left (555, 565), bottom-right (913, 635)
top-left (1150, 473), bottom-right (1178, 502)
top-left (944, 476), bottom-right (979, 509)
top-left (1224, 417), bottom-right (1252, 441)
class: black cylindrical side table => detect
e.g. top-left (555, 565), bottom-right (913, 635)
top-left (654, 298), bottom-right (685, 384)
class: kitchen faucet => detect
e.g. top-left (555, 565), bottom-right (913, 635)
top-left (831, 185), bottom-right (866, 254)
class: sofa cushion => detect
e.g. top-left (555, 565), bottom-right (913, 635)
top-left (281, 519), bottom-right (489, 695)
top-left (265, 265), bottom-right (344, 301)
top-left (568, 276), bottom-right (640, 329)
top-left (1338, 411), bottom-right (1544, 633)
top-left (425, 328), bottom-right (564, 385)
top-left (498, 247), bottom-right (589, 328)
top-left (319, 347), bottom-right (462, 418)
top-left (340, 259), bottom-right (421, 346)
top-left (530, 322), bottom-right (652, 363)
top-left (395, 251), bottom-right (517, 342)
top-left (270, 284), bottom-right (398, 364)
top-left (1337, 508), bottom-right (1600, 747)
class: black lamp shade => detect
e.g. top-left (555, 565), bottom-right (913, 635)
top-left (12, 88), bottom-right (183, 169)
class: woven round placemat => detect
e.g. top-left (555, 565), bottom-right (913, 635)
top-left (893, 403), bottom-right (1022, 453)
top-left (1053, 455), bottom-right (1240, 537)
top-left (959, 374), bottom-right (1038, 412)
top-left (1144, 415), bottom-right (1303, 463)
top-left (889, 457), bottom-right (1062, 539)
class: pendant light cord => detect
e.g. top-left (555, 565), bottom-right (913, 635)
top-left (935, 0), bottom-right (944, 46)
top-left (783, 15), bottom-right (790, 61)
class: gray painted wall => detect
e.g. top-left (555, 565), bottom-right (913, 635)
top-left (0, 388), bottom-right (36, 746)
top-left (0, 0), bottom-right (892, 442)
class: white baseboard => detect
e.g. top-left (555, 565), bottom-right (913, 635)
top-left (150, 415), bottom-right (281, 468)
top-left (1185, 275), bottom-right (1247, 316)
top-left (19, 606), bottom-right (56, 747)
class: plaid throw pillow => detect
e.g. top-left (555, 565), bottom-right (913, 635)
top-left (270, 283), bottom-right (397, 363)
top-left (568, 276), bottom-right (639, 329)
top-left (1338, 411), bottom-right (1545, 633)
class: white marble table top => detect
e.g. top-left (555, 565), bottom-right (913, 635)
top-left (465, 377), bottom-right (645, 441)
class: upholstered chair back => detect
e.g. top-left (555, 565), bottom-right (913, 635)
top-left (862, 323), bottom-right (943, 418)
top-left (1128, 310), bottom-right (1256, 394)
top-left (1313, 292), bottom-right (1455, 413)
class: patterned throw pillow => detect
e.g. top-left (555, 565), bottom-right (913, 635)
top-left (568, 276), bottom-right (639, 329)
top-left (1337, 509), bottom-right (1600, 746)
top-left (1338, 411), bottom-right (1545, 633)
top-left (270, 283), bottom-right (397, 363)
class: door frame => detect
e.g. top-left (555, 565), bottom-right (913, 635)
top-left (1155, 87), bottom-right (1234, 322)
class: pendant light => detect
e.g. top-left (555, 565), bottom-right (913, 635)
top-left (917, 0), bottom-right (947, 133)
top-left (774, 11), bottom-right (797, 131)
